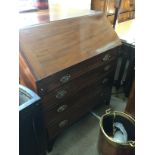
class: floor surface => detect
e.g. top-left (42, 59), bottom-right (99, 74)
top-left (48, 90), bottom-right (127, 155)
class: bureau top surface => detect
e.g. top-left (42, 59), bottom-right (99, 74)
top-left (20, 10), bottom-right (121, 81)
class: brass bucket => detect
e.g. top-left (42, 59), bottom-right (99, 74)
top-left (98, 109), bottom-right (135, 155)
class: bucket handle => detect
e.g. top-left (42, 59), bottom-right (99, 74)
top-left (106, 109), bottom-right (116, 118)
top-left (105, 109), bottom-right (135, 148)
top-left (106, 108), bottom-right (112, 114)
top-left (105, 109), bottom-right (135, 121)
top-left (128, 141), bottom-right (135, 147)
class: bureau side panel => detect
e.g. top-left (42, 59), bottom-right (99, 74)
top-left (19, 52), bottom-right (37, 92)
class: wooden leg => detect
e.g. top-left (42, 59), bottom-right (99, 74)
top-left (47, 137), bottom-right (57, 152)
top-left (125, 80), bottom-right (135, 117)
top-left (115, 53), bottom-right (128, 89)
top-left (124, 47), bottom-right (135, 97)
top-left (114, 44), bottom-right (128, 89)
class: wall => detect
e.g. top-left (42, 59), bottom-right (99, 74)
top-left (49, 0), bottom-right (91, 10)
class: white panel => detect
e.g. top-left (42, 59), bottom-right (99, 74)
top-left (49, 0), bottom-right (91, 10)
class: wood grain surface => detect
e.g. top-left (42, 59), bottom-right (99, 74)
top-left (19, 10), bottom-right (121, 149)
top-left (125, 80), bottom-right (135, 116)
top-left (20, 10), bottom-right (121, 81)
top-left (36, 47), bottom-right (119, 94)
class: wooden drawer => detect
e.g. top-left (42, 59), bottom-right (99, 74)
top-left (44, 75), bottom-right (113, 124)
top-left (44, 74), bottom-right (113, 124)
top-left (46, 85), bottom-right (112, 140)
top-left (42, 61), bottom-right (116, 111)
top-left (37, 47), bottom-right (119, 95)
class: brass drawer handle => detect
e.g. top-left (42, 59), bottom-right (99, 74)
top-left (60, 74), bottom-right (71, 83)
top-left (39, 88), bottom-right (45, 96)
top-left (59, 120), bottom-right (68, 128)
top-left (102, 78), bottom-right (109, 84)
top-left (102, 54), bottom-right (111, 61)
top-left (104, 65), bottom-right (111, 71)
top-left (57, 105), bottom-right (68, 113)
top-left (56, 90), bottom-right (67, 99)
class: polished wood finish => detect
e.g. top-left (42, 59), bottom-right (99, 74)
top-left (42, 64), bottom-right (116, 109)
top-left (91, 0), bottom-right (135, 23)
top-left (91, 0), bottom-right (107, 12)
top-left (47, 84), bottom-right (113, 140)
top-left (19, 53), bottom-right (37, 92)
top-left (107, 11), bottom-right (135, 24)
top-left (19, 9), bottom-right (121, 150)
top-left (37, 48), bottom-right (118, 94)
top-left (20, 10), bottom-right (121, 82)
top-left (43, 67), bottom-right (116, 125)
top-left (125, 80), bottom-right (135, 116)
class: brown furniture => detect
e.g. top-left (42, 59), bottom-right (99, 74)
top-left (114, 20), bottom-right (135, 96)
top-left (91, 0), bottom-right (135, 24)
top-left (19, 8), bottom-right (121, 150)
top-left (125, 80), bottom-right (135, 116)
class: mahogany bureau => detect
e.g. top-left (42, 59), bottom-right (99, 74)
top-left (19, 9), bottom-right (121, 150)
